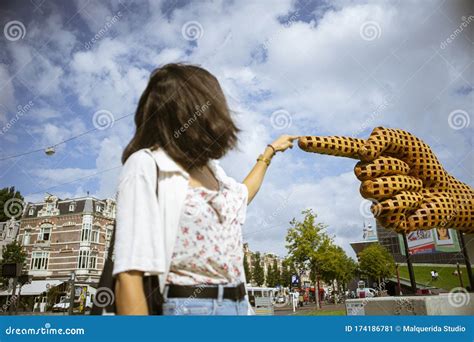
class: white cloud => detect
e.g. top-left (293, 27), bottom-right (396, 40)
top-left (0, 64), bottom-right (16, 122)
top-left (1, 0), bottom-right (472, 259)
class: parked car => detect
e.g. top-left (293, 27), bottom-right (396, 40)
top-left (52, 296), bottom-right (93, 312)
top-left (52, 298), bottom-right (70, 312)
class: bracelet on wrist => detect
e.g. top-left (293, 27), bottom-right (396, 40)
top-left (257, 154), bottom-right (271, 166)
top-left (267, 144), bottom-right (276, 154)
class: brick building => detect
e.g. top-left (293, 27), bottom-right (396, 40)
top-left (17, 194), bottom-right (116, 284)
top-left (243, 243), bottom-right (283, 286)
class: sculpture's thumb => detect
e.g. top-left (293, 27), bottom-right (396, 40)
top-left (357, 127), bottom-right (390, 162)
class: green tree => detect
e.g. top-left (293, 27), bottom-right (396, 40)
top-left (316, 235), bottom-right (356, 291)
top-left (280, 258), bottom-right (293, 287)
top-left (286, 209), bottom-right (327, 283)
top-left (252, 252), bottom-right (265, 286)
top-left (243, 254), bottom-right (251, 284)
top-left (266, 259), bottom-right (280, 287)
top-left (1, 240), bottom-right (27, 265)
top-left (358, 243), bottom-right (396, 283)
top-left (0, 241), bottom-right (27, 286)
top-left (0, 187), bottom-right (24, 222)
top-left (272, 259), bottom-right (280, 287)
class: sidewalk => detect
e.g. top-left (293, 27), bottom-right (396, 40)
top-left (274, 302), bottom-right (346, 316)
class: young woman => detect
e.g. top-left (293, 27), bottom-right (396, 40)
top-left (113, 63), bottom-right (297, 315)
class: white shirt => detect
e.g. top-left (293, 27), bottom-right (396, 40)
top-left (112, 148), bottom-right (248, 292)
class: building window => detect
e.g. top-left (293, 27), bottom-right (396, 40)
top-left (39, 224), bottom-right (52, 241)
top-left (91, 226), bottom-right (100, 243)
top-left (78, 249), bottom-right (97, 269)
top-left (23, 232), bottom-right (30, 245)
top-left (106, 226), bottom-right (112, 243)
top-left (78, 250), bottom-right (90, 269)
top-left (45, 202), bottom-right (55, 215)
top-left (89, 253), bottom-right (97, 269)
top-left (28, 207), bottom-right (35, 215)
top-left (81, 223), bottom-right (91, 241)
top-left (31, 251), bottom-right (49, 270)
top-left (96, 204), bottom-right (103, 213)
top-left (69, 203), bottom-right (76, 212)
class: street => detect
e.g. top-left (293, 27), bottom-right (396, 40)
top-left (274, 302), bottom-right (346, 316)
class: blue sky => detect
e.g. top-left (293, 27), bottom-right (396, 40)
top-left (0, 0), bottom-right (472, 257)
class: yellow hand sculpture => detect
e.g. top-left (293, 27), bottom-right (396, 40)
top-left (298, 127), bottom-right (473, 233)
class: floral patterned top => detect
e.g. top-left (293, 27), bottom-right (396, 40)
top-left (166, 163), bottom-right (248, 285)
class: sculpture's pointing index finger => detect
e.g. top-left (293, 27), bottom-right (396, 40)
top-left (298, 136), bottom-right (365, 159)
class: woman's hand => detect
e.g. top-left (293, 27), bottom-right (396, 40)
top-left (269, 135), bottom-right (300, 153)
top-left (243, 134), bottom-right (300, 204)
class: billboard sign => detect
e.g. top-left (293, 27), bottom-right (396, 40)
top-left (399, 228), bottom-right (460, 255)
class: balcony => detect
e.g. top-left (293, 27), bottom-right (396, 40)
top-left (34, 239), bottom-right (51, 247)
top-left (28, 269), bottom-right (51, 277)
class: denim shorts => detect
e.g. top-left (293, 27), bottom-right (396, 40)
top-left (162, 285), bottom-right (250, 316)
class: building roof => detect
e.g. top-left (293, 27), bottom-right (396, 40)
top-left (350, 240), bottom-right (378, 255)
top-left (22, 196), bottom-right (115, 219)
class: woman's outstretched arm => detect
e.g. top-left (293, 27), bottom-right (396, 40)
top-left (243, 135), bottom-right (298, 204)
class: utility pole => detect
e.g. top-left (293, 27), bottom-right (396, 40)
top-left (458, 231), bottom-right (474, 291)
top-left (395, 264), bottom-right (401, 296)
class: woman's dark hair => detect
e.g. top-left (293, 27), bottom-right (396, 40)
top-left (122, 63), bottom-right (239, 170)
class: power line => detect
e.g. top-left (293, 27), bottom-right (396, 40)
top-left (26, 165), bottom-right (122, 197)
top-left (0, 112), bottom-right (133, 161)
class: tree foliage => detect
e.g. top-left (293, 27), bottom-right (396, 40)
top-left (1, 241), bottom-right (27, 265)
top-left (243, 254), bottom-right (251, 284)
top-left (358, 243), bottom-right (396, 281)
top-left (280, 258), bottom-right (296, 287)
top-left (286, 209), bottom-right (356, 290)
top-left (316, 235), bottom-right (356, 290)
top-left (0, 187), bottom-right (24, 222)
top-left (266, 259), bottom-right (280, 287)
top-left (252, 252), bottom-right (265, 286)
top-left (286, 209), bottom-right (326, 274)
top-left (1, 241), bottom-right (27, 286)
